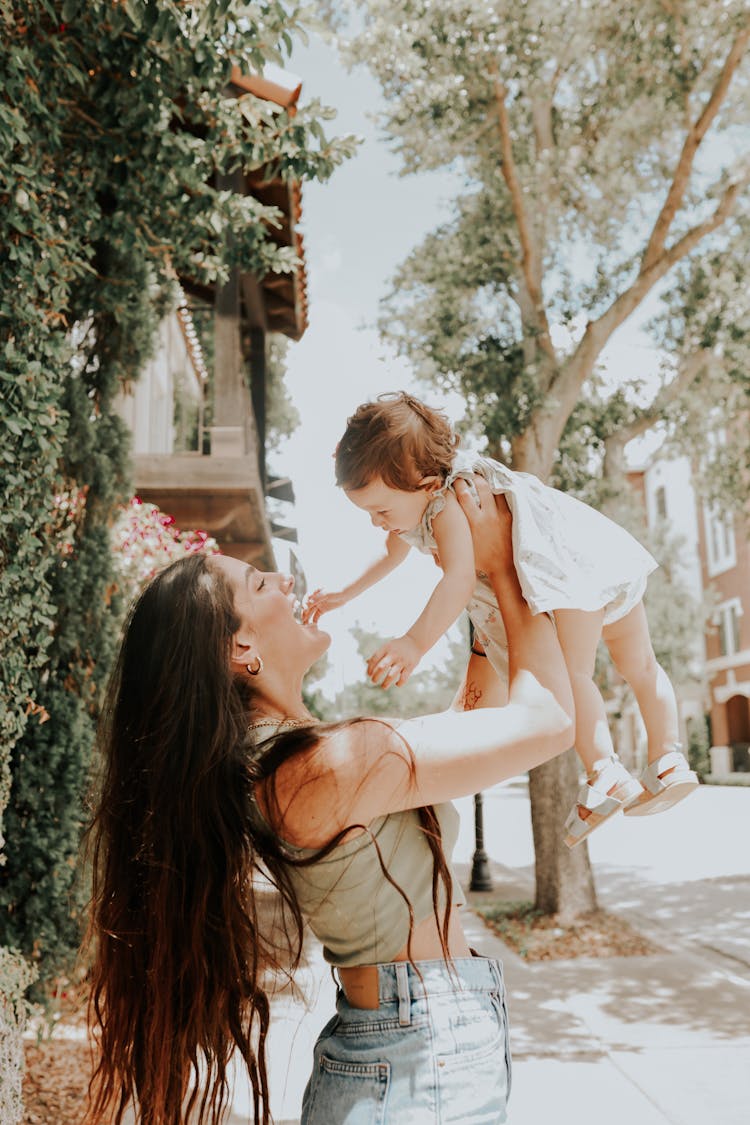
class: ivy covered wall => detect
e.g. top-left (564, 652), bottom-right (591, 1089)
top-left (0, 0), bottom-right (353, 1028)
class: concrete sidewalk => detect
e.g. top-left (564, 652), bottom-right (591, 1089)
top-left (228, 784), bottom-right (750, 1124)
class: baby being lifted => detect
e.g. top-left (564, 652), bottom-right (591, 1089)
top-left (303, 391), bottom-right (697, 847)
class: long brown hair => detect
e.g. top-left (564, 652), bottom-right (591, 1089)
top-left (85, 553), bottom-right (453, 1124)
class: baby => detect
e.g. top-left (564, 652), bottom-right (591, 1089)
top-left (304, 392), bottom-right (698, 846)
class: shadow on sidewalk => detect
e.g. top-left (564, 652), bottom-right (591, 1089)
top-left (598, 868), bottom-right (750, 969)
top-left (455, 861), bottom-right (750, 1060)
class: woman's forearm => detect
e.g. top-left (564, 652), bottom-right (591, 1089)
top-left (486, 559), bottom-right (573, 723)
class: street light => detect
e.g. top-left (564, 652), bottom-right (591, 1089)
top-left (470, 791), bottom-right (493, 892)
top-left (467, 622), bottom-right (493, 892)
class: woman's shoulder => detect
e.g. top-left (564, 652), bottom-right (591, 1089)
top-left (268, 717), bottom-right (406, 790)
top-left (267, 717), bottom-right (409, 849)
top-left (315, 716), bottom-right (404, 765)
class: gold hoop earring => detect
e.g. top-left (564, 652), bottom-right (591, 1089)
top-left (246, 656), bottom-right (264, 676)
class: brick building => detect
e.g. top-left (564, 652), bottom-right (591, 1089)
top-left (698, 492), bottom-right (750, 774)
top-left (622, 446), bottom-right (749, 778)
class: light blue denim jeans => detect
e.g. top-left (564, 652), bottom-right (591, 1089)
top-left (301, 955), bottom-right (511, 1124)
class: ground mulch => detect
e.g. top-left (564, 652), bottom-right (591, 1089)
top-left (22, 1039), bottom-right (97, 1125)
top-left (22, 978), bottom-right (103, 1125)
top-left (475, 901), bottom-right (661, 960)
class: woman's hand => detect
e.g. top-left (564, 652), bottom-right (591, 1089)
top-left (453, 476), bottom-right (513, 578)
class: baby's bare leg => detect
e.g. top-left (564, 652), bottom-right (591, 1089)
top-left (555, 607), bottom-right (613, 773)
top-left (602, 601), bottom-right (679, 762)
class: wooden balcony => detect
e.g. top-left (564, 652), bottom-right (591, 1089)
top-left (134, 452), bottom-right (276, 569)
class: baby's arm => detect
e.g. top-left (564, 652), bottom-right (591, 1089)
top-left (367, 491), bottom-right (477, 687)
top-left (303, 532), bottom-right (410, 623)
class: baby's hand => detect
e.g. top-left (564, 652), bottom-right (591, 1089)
top-left (302, 588), bottom-right (348, 625)
top-left (366, 635), bottom-right (423, 689)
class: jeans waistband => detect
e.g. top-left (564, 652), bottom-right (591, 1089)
top-left (375, 955), bottom-right (504, 1005)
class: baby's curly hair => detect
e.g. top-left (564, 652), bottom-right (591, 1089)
top-left (335, 392), bottom-right (459, 492)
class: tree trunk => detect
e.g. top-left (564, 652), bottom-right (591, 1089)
top-left (511, 416), bottom-right (599, 918)
top-left (529, 751), bottom-right (597, 921)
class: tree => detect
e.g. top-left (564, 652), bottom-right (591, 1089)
top-left (336, 0), bottom-right (749, 916)
top-left (266, 333), bottom-right (301, 453)
top-left (0, 0), bottom-right (355, 1047)
top-left (310, 623), bottom-right (470, 721)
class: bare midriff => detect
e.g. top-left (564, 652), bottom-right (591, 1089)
top-left (337, 906), bottom-right (472, 1009)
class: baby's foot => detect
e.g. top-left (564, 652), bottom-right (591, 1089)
top-left (624, 745), bottom-right (698, 817)
top-left (564, 758), bottom-right (643, 848)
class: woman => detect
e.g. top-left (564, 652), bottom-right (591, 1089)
top-left (85, 477), bottom-right (574, 1125)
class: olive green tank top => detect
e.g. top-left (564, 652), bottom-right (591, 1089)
top-left (252, 721), bottom-right (466, 967)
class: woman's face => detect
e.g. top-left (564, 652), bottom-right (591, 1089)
top-left (212, 555), bottom-right (330, 677)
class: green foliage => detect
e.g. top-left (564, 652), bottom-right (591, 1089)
top-left (0, 0), bottom-right (353, 999)
top-left (379, 192), bottom-right (540, 450)
top-left (0, 346), bottom-right (67, 834)
top-left (551, 382), bottom-right (647, 505)
top-left (265, 333), bottom-right (301, 452)
top-left (648, 231), bottom-right (750, 509)
top-left (310, 624), bottom-right (470, 720)
top-left (686, 716), bottom-right (711, 782)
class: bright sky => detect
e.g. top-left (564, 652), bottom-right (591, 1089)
top-left (271, 30), bottom-right (664, 697)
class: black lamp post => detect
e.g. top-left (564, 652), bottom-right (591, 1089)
top-left (467, 622), bottom-right (493, 891)
top-left (470, 791), bottom-right (493, 891)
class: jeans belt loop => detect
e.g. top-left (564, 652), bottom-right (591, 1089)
top-left (395, 962), bottom-right (411, 1027)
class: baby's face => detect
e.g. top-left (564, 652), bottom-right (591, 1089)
top-left (345, 476), bottom-right (436, 535)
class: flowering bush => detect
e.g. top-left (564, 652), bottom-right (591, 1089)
top-left (112, 498), bottom-right (219, 607)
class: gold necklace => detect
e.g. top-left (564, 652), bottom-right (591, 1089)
top-left (250, 716), bottom-right (313, 729)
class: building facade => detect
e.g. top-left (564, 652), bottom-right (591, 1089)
top-left (698, 489), bottom-right (750, 775)
top-left (619, 446), bottom-right (749, 779)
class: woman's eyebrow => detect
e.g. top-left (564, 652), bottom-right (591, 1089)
top-left (244, 565), bottom-right (257, 586)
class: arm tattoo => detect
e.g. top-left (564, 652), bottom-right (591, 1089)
top-left (459, 679), bottom-right (483, 711)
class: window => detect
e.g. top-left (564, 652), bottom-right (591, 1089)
top-left (703, 502), bottom-right (736, 575)
top-left (716, 599), bottom-right (743, 657)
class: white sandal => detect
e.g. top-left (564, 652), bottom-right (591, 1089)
top-left (564, 756), bottom-right (643, 849)
top-left (623, 745), bottom-right (698, 816)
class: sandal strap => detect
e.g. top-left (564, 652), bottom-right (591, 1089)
top-left (564, 806), bottom-right (594, 840)
top-left (585, 755), bottom-right (631, 791)
top-left (574, 779), bottom-right (621, 815)
top-left (641, 749), bottom-right (691, 794)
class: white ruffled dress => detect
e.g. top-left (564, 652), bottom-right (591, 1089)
top-left (399, 449), bottom-right (657, 681)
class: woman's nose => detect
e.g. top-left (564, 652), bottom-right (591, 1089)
top-left (280, 573), bottom-right (294, 593)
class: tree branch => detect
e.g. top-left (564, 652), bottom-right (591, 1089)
top-left (656, 169), bottom-right (750, 268)
top-left (641, 24), bottom-right (750, 271)
top-left (556, 169), bottom-right (749, 417)
top-left (490, 68), bottom-right (555, 361)
top-left (617, 349), bottom-right (715, 446)
top-left (602, 349), bottom-right (715, 480)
